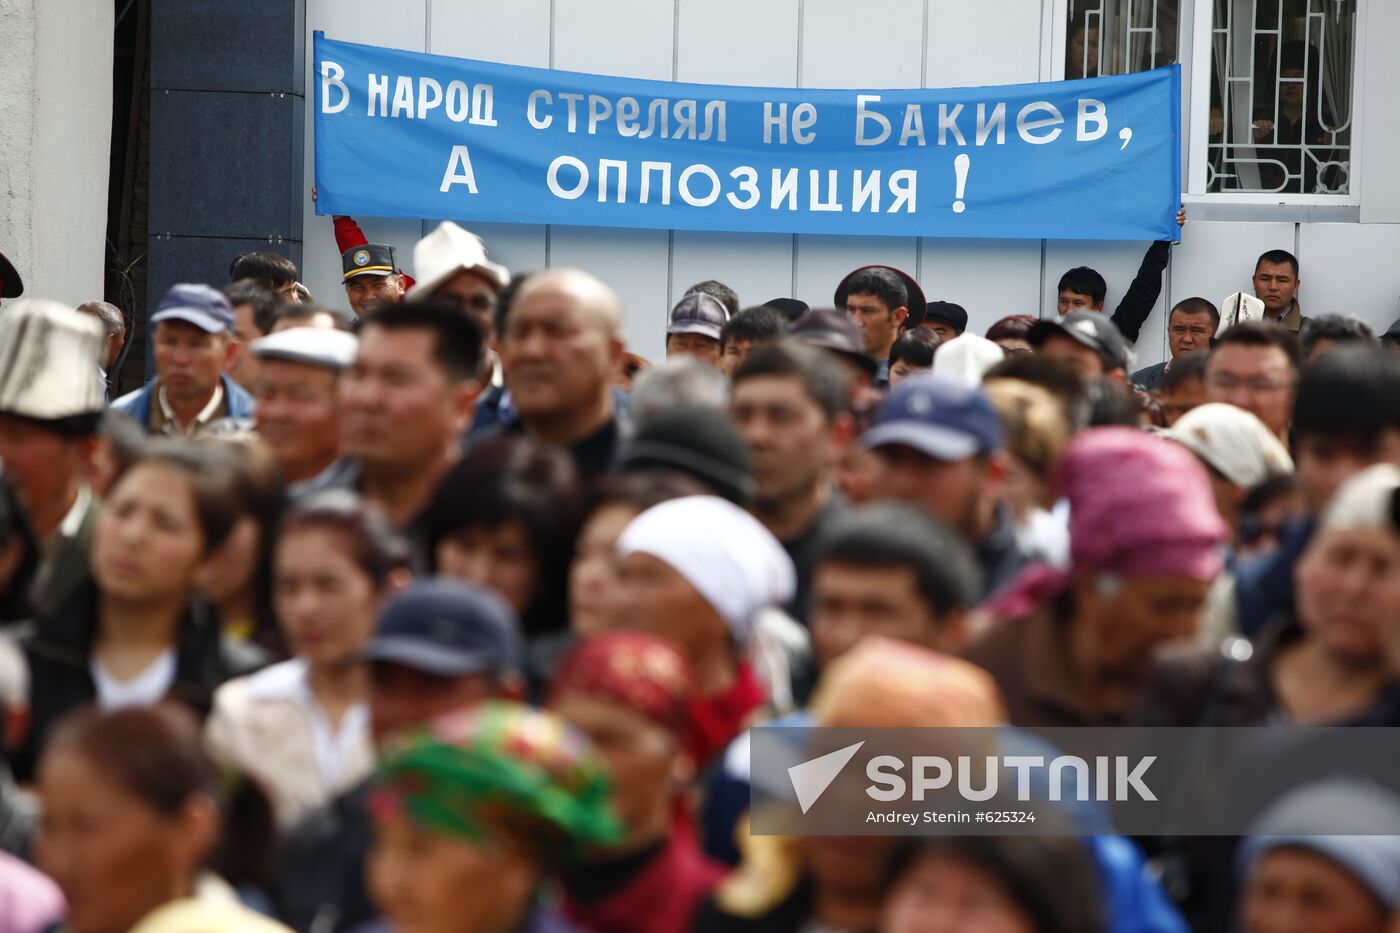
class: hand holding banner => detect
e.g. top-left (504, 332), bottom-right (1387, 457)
top-left (314, 33), bottom-right (1181, 241)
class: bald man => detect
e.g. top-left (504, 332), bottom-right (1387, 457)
top-left (499, 268), bottom-right (627, 478)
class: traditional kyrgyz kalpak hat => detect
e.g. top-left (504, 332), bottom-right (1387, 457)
top-left (409, 221), bottom-right (509, 297)
top-left (0, 299), bottom-right (105, 433)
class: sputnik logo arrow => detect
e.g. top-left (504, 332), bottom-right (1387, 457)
top-left (788, 741), bottom-right (865, 814)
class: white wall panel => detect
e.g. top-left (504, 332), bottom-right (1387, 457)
top-left (1358, 2), bottom-right (1400, 224)
top-left (302, 0), bottom-right (426, 313)
top-left (1297, 224), bottom-right (1400, 332)
top-left (921, 239), bottom-right (1043, 337)
top-left (794, 237), bottom-right (918, 311)
top-left (926, 0), bottom-right (1043, 89)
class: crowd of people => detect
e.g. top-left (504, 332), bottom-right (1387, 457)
top-left (0, 209), bottom-right (1397, 933)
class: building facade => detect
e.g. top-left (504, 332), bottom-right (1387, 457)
top-left (285, 1), bottom-right (1400, 363)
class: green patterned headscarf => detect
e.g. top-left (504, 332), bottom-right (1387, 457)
top-left (371, 701), bottom-right (621, 859)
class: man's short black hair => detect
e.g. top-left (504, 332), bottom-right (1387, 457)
top-left (223, 280), bottom-right (283, 336)
top-left (1299, 314), bottom-right (1376, 361)
top-left (1161, 349), bottom-right (1210, 392)
top-left (984, 353), bottom-right (1090, 431)
top-left (889, 328), bottom-right (941, 370)
top-left (359, 297), bottom-right (484, 382)
top-left (1255, 249), bottom-right (1300, 278)
top-left (228, 251), bottom-right (298, 288)
top-left (1170, 297), bottom-right (1220, 331)
top-left (1293, 346), bottom-right (1400, 446)
top-left (843, 268), bottom-right (907, 312)
top-left (732, 339), bottom-right (849, 419)
top-left (1057, 266), bottom-right (1107, 304)
top-left (720, 305), bottom-right (788, 350)
top-left (684, 280), bottom-right (739, 317)
top-left (1213, 321), bottom-right (1301, 370)
top-left (814, 504), bottom-right (980, 616)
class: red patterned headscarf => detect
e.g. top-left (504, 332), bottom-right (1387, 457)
top-left (549, 633), bottom-right (696, 747)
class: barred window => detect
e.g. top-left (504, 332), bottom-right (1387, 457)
top-left (1205, 0), bottom-right (1356, 194)
top-left (1066, 1), bottom-right (1181, 79)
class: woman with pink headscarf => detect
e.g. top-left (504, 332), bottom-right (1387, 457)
top-left (964, 427), bottom-right (1228, 728)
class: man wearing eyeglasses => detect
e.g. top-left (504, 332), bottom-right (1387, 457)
top-left (1203, 322), bottom-right (1300, 443)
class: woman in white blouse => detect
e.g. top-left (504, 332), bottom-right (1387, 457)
top-left (206, 491), bottom-right (410, 827)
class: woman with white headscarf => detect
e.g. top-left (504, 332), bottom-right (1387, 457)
top-left (614, 495), bottom-right (802, 764)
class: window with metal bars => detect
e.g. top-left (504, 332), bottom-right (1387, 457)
top-left (1204, 0), bottom-right (1355, 194)
top-left (1065, 0), bottom-right (1181, 80)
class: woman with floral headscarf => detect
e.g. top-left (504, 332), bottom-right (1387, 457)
top-left (366, 701), bottom-right (621, 933)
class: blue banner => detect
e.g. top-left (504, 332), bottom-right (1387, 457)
top-left (314, 33), bottom-right (1181, 241)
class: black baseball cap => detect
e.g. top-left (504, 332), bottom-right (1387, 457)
top-left (667, 292), bottom-right (729, 341)
top-left (789, 308), bottom-right (878, 376)
top-left (763, 297), bottom-right (810, 322)
top-left (924, 301), bottom-right (969, 334)
top-left (0, 249), bottom-right (22, 299)
top-left (620, 406), bottom-right (755, 505)
top-left (362, 578), bottom-right (522, 677)
top-left (1029, 311), bottom-right (1132, 372)
top-left (341, 244), bottom-right (398, 282)
top-left (834, 265), bottom-right (927, 329)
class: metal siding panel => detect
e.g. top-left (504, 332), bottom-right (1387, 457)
top-left (1358, 3), bottom-right (1400, 223)
top-left (925, 0), bottom-right (1044, 88)
top-left (152, 0), bottom-right (301, 93)
top-left (150, 90), bottom-right (302, 240)
top-left (920, 239), bottom-right (1043, 337)
top-left (1296, 224), bottom-right (1400, 333)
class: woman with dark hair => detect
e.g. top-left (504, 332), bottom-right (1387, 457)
top-left (985, 315), bottom-right (1037, 355)
top-left (570, 471), bottom-right (711, 636)
top-left (424, 437), bottom-right (583, 683)
top-left (882, 835), bottom-right (1104, 933)
top-left (196, 439), bottom-right (286, 660)
top-left (205, 491), bottom-right (411, 827)
top-left (15, 440), bottom-right (247, 781)
top-left (887, 330), bottom-right (941, 385)
top-left (35, 704), bottom-right (288, 933)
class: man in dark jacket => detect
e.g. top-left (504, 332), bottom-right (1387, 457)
top-left (274, 580), bottom-right (524, 933)
top-left (1131, 298), bottom-right (1219, 390)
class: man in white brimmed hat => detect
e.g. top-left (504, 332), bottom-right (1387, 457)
top-left (0, 299), bottom-right (107, 614)
top-left (409, 222), bottom-right (509, 384)
top-left (250, 326), bottom-right (359, 494)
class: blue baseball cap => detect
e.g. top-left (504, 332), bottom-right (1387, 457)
top-left (362, 578), bottom-right (522, 677)
top-left (150, 283), bottom-right (236, 334)
top-left (861, 372), bottom-right (1003, 460)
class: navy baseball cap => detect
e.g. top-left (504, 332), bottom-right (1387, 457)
top-left (362, 578), bottom-right (522, 677)
top-left (667, 292), bottom-right (729, 340)
top-left (150, 283), bottom-right (235, 334)
top-left (861, 372), bottom-right (1003, 459)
